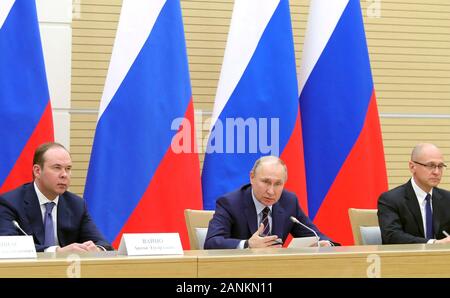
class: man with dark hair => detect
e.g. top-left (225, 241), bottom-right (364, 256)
top-left (0, 142), bottom-right (112, 252)
top-left (204, 156), bottom-right (336, 249)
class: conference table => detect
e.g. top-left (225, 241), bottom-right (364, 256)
top-left (1, 243), bottom-right (450, 277)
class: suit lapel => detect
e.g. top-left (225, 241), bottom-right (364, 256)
top-left (57, 194), bottom-right (72, 246)
top-left (271, 202), bottom-right (284, 239)
top-left (243, 189), bottom-right (258, 234)
top-left (405, 180), bottom-right (425, 237)
top-left (431, 189), bottom-right (443, 236)
top-left (23, 185), bottom-right (45, 245)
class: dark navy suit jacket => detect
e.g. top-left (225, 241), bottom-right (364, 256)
top-left (378, 179), bottom-right (450, 244)
top-left (0, 183), bottom-right (112, 252)
top-left (204, 184), bottom-right (335, 249)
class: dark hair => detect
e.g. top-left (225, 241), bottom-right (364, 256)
top-left (33, 142), bottom-right (68, 168)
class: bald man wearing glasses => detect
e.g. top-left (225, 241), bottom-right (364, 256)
top-left (378, 143), bottom-right (450, 244)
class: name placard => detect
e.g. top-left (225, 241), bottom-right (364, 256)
top-left (118, 233), bottom-right (184, 256)
top-left (0, 236), bottom-right (37, 259)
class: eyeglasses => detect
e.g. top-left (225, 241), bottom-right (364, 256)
top-left (412, 161), bottom-right (447, 171)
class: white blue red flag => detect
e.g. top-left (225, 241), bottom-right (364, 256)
top-left (299, 0), bottom-right (388, 244)
top-left (84, 0), bottom-right (202, 248)
top-left (0, 0), bottom-right (54, 194)
top-left (202, 0), bottom-right (307, 212)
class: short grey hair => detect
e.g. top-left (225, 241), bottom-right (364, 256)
top-left (251, 156), bottom-right (288, 181)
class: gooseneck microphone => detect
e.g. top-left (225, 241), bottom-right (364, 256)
top-left (12, 220), bottom-right (29, 236)
top-left (289, 216), bottom-right (320, 248)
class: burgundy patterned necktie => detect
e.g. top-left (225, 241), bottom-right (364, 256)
top-left (261, 207), bottom-right (271, 236)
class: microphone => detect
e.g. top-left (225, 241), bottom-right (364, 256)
top-left (290, 216), bottom-right (320, 248)
top-left (12, 220), bottom-right (29, 236)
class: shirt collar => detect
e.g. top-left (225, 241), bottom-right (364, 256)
top-left (251, 189), bottom-right (272, 215)
top-left (34, 182), bottom-right (59, 206)
top-left (411, 177), bottom-right (433, 204)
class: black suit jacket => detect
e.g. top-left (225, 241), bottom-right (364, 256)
top-left (204, 184), bottom-right (335, 249)
top-left (0, 183), bottom-right (113, 252)
top-left (377, 180), bottom-right (450, 244)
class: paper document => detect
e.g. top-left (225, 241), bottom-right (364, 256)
top-left (288, 236), bottom-right (318, 248)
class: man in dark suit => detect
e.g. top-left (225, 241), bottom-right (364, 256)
top-left (204, 156), bottom-right (336, 249)
top-left (0, 142), bottom-right (112, 252)
top-left (378, 143), bottom-right (450, 244)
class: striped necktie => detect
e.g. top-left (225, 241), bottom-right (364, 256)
top-left (261, 207), bottom-right (271, 236)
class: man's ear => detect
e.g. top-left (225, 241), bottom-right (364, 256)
top-left (408, 160), bottom-right (415, 174)
top-left (33, 164), bottom-right (41, 178)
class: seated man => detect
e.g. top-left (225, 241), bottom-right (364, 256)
top-left (0, 142), bottom-right (113, 252)
top-left (378, 143), bottom-right (450, 244)
top-left (204, 156), bottom-right (337, 249)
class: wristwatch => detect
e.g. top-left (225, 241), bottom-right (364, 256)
top-left (244, 240), bottom-right (249, 249)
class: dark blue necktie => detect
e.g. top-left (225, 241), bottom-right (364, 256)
top-left (425, 194), bottom-right (434, 239)
top-left (44, 202), bottom-right (56, 246)
top-left (261, 207), bottom-right (271, 236)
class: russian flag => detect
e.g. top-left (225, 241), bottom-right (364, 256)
top-left (299, 0), bottom-right (388, 245)
top-left (84, 0), bottom-right (202, 249)
top-left (202, 0), bottom-right (307, 212)
top-left (0, 0), bottom-right (54, 194)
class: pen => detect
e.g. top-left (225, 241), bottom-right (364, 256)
top-left (443, 230), bottom-right (450, 238)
